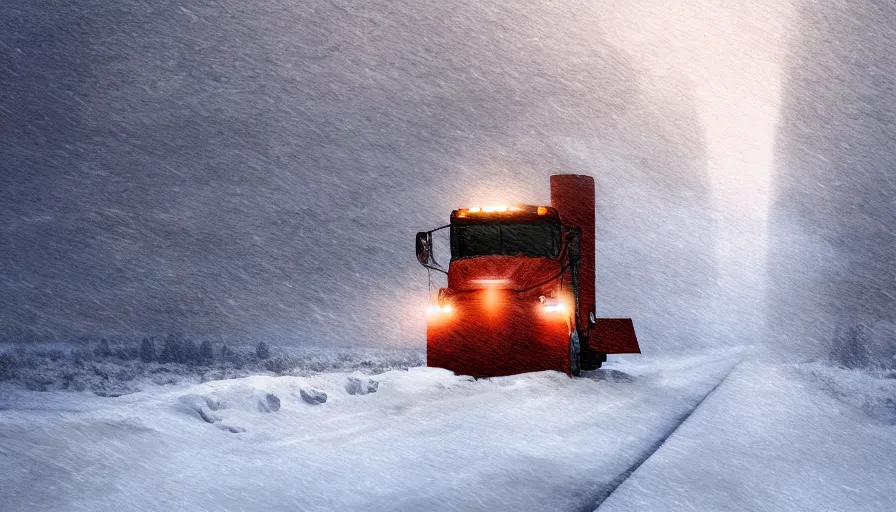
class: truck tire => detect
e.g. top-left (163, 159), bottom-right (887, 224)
top-left (580, 350), bottom-right (607, 371)
top-left (569, 331), bottom-right (581, 376)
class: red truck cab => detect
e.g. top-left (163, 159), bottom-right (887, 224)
top-left (416, 175), bottom-right (639, 377)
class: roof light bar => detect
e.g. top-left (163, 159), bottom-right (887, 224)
top-left (455, 205), bottom-right (553, 217)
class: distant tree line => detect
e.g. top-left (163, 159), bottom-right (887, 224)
top-left (133, 336), bottom-right (273, 367)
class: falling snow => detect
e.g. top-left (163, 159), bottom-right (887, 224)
top-left (1, 1), bottom-right (895, 511)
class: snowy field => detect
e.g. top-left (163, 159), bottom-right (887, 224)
top-left (1, 349), bottom-right (894, 512)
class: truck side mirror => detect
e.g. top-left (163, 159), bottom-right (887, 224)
top-left (416, 231), bottom-right (433, 266)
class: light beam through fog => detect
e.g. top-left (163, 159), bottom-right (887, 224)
top-left (604, 0), bottom-right (795, 345)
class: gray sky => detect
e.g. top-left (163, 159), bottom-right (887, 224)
top-left (3, 1), bottom-right (891, 362)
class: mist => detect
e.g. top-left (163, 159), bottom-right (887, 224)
top-left (767, 0), bottom-right (896, 365)
top-left (1, 1), bottom-right (892, 365)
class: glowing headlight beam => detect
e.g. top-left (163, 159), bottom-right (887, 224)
top-left (427, 304), bottom-right (453, 314)
top-left (544, 302), bottom-right (566, 313)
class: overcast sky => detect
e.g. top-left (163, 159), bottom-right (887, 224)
top-left (2, 1), bottom-right (892, 361)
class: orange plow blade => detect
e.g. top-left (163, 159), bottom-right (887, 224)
top-left (592, 318), bottom-right (641, 354)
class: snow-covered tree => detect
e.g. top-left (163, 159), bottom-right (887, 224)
top-left (93, 339), bottom-right (111, 358)
top-left (159, 335), bottom-right (181, 364)
top-left (256, 342), bottom-right (271, 360)
top-left (199, 341), bottom-right (214, 364)
top-left (182, 340), bottom-right (199, 365)
top-left (139, 338), bottom-right (156, 363)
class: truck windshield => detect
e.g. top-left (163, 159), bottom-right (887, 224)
top-left (451, 223), bottom-right (561, 259)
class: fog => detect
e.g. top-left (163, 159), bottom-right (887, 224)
top-left (767, 0), bottom-right (896, 365)
top-left (1, 1), bottom-right (892, 363)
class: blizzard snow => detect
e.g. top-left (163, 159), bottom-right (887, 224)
top-left (1, 0), bottom-right (894, 510)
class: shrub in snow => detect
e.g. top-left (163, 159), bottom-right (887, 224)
top-left (256, 341), bottom-right (271, 360)
top-left (71, 348), bottom-right (93, 366)
top-left (199, 341), bottom-right (214, 364)
top-left (264, 355), bottom-right (297, 374)
top-left (829, 322), bottom-right (896, 371)
top-left (94, 339), bottom-right (112, 358)
top-left (0, 352), bottom-right (19, 380)
top-left (113, 346), bottom-right (138, 361)
top-left (830, 324), bottom-right (872, 369)
top-left (140, 338), bottom-right (156, 362)
top-left (345, 375), bottom-right (379, 395)
top-left (36, 349), bottom-right (65, 362)
top-left (62, 372), bottom-right (88, 392)
top-left (151, 374), bottom-right (180, 386)
top-left (257, 392), bottom-right (281, 413)
top-left (221, 345), bottom-right (245, 368)
top-left (24, 375), bottom-right (55, 392)
top-left (91, 382), bottom-right (136, 397)
top-left (300, 387), bottom-right (328, 405)
top-left (114, 366), bottom-right (138, 382)
top-left (867, 321), bottom-right (896, 370)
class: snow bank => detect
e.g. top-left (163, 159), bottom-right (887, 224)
top-left (796, 362), bottom-right (896, 424)
top-left (0, 342), bottom-right (424, 395)
top-left (0, 351), bottom-right (740, 511)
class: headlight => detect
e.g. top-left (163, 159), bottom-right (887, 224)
top-left (544, 302), bottom-right (566, 313)
top-left (539, 295), bottom-right (566, 313)
top-left (427, 304), bottom-right (453, 314)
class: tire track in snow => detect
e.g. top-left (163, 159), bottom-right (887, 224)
top-left (584, 358), bottom-right (743, 512)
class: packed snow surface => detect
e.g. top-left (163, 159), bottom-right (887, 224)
top-left (1, 351), bottom-right (738, 511)
top-left (2, 349), bottom-right (894, 512)
top-left (598, 362), bottom-right (896, 512)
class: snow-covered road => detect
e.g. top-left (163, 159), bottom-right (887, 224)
top-left (1, 351), bottom-right (741, 511)
top-left (598, 362), bottom-right (896, 512)
top-left (2, 349), bottom-right (893, 512)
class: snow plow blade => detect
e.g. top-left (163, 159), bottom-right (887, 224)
top-left (592, 318), bottom-right (641, 354)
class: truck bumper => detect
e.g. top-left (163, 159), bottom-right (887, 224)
top-left (426, 290), bottom-right (572, 377)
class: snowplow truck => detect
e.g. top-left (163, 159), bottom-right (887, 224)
top-left (415, 174), bottom-right (640, 377)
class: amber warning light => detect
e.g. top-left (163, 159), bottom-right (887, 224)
top-left (456, 205), bottom-right (550, 218)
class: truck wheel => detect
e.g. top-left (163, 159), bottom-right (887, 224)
top-left (569, 331), bottom-right (581, 377)
top-left (580, 350), bottom-right (607, 371)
